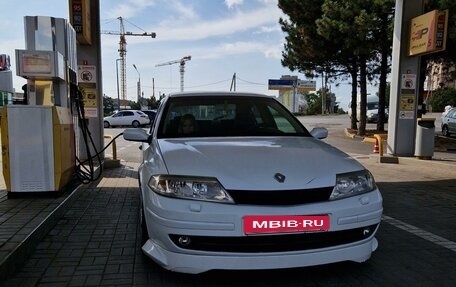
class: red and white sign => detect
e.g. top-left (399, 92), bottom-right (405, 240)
top-left (78, 65), bottom-right (96, 83)
top-left (243, 215), bottom-right (330, 235)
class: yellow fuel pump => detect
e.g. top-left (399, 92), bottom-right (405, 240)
top-left (1, 16), bottom-right (77, 193)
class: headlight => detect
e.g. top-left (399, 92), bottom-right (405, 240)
top-left (148, 175), bottom-right (234, 203)
top-left (330, 170), bottom-right (376, 200)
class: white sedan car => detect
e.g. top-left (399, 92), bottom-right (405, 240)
top-left (123, 91), bottom-right (383, 274)
top-left (103, 110), bottom-right (150, 128)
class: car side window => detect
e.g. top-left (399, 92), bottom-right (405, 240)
top-left (125, 111), bottom-right (134, 116)
top-left (268, 106), bottom-right (297, 133)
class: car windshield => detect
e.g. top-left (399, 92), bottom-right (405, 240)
top-left (367, 102), bottom-right (379, 110)
top-left (157, 96), bottom-right (311, 138)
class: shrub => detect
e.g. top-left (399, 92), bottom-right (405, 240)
top-left (428, 88), bottom-right (456, 112)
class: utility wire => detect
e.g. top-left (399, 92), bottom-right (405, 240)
top-left (236, 76), bottom-right (266, 86)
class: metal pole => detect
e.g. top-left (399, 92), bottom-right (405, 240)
top-left (133, 64), bottom-right (141, 105)
top-left (180, 61), bottom-right (184, 92)
top-left (152, 77), bottom-right (155, 99)
top-left (116, 59), bottom-right (121, 110)
top-left (321, 73), bottom-right (324, 114)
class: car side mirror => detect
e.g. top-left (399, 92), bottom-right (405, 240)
top-left (310, 127), bottom-right (328, 139)
top-left (123, 128), bottom-right (150, 142)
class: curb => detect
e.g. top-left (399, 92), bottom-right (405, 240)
top-left (344, 128), bottom-right (456, 166)
top-left (344, 128), bottom-right (356, 139)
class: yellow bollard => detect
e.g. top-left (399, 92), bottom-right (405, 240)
top-left (373, 134), bottom-right (387, 157)
top-left (104, 135), bottom-right (117, 160)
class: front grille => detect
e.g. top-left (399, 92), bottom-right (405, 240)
top-left (169, 224), bottom-right (378, 253)
top-left (227, 187), bottom-right (333, 205)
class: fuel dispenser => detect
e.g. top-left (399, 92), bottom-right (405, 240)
top-left (0, 54), bottom-right (14, 105)
top-left (1, 16), bottom-right (77, 193)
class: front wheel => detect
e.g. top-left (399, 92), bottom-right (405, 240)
top-left (104, 121), bottom-right (110, 128)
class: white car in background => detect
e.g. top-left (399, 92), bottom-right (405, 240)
top-left (441, 107), bottom-right (456, 137)
top-left (123, 91), bottom-right (383, 274)
top-left (103, 110), bottom-right (149, 128)
top-left (349, 95), bottom-right (389, 123)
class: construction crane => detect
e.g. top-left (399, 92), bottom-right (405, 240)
top-left (156, 56), bottom-right (191, 92)
top-left (101, 17), bottom-right (156, 105)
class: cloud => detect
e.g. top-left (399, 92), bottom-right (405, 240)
top-left (103, 0), bottom-right (158, 19)
top-left (254, 25), bottom-right (281, 34)
top-left (154, 5), bottom-right (282, 41)
top-left (225, 0), bottom-right (244, 9)
top-left (166, 0), bottom-right (198, 20)
top-left (194, 41), bottom-right (282, 60)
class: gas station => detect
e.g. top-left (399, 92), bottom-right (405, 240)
top-left (0, 0), bottom-right (454, 282)
top-left (0, 0), bottom-right (449, 194)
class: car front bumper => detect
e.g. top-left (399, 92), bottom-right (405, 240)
top-left (140, 187), bottom-right (383, 274)
top-left (142, 234), bottom-right (379, 274)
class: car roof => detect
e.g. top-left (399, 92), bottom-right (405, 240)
top-left (166, 91), bottom-right (272, 99)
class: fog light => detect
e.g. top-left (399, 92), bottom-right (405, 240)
top-left (178, 236), bottom-right (191, 246)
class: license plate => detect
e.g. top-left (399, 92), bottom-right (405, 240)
top-left (243, 215), bottom-right (330, 235)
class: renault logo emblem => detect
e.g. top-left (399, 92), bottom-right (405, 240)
top-left (274, 173), bottom-right (286, 183)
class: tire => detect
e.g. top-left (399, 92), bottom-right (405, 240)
top-left (139, 203), bottom-right (149, 245)
top-left (104, 121), bottom-right (110, 128)
top-left (442, 125), bottom-right (450, 137)
top-left (132, 120), bottom-right (140, 128)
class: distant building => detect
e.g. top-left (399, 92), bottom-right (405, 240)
top-left (426, 62), bottom-right (456, 91)
top-left (274, 75), bottom-right (309, 113)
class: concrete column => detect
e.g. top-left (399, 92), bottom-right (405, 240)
top-left (387, 0), bottom-right (424, 156)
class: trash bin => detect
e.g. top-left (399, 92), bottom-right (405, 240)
top-left (414, 118), bottom-right (435, 159)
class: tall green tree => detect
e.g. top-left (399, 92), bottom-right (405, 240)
top-left (316, 1), bottom-right (370, 135)
top-left (278, 0), bottom-right (394, 135)
top-left (279, 0), bottom-right (359, 129)
top-left (370, 0), bottom-right (395, 131)
top-left (279, 0), bottom-right (337, 76)
top-left (317, 0), bottom-right (394, 135)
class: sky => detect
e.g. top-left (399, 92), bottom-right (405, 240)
top-left (0, 0), bottom-right (361, 109)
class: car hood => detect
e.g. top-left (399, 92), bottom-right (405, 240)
top-left (157, 137), bottom-right (364, 190)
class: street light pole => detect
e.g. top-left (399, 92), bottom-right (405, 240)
top-left (133, 64), bottom-right (141, 107)
top-left (116, 59), bottom-right (121, 110)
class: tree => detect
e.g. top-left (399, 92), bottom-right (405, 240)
top-left (428, 88), bottom-right (456, 111)
top-left (304, 92), bottom-right (322, 115)
top-left (130, 101), bottom-right (140, 110)
top-left (146, 96), bottom-right (159, 109)
top-left (279, 0), bottom-right (395, 136)
top-left (103, 95), bottom-right (116, 116)
top-left (278, 0), bottom-right (395, 134)
top-left (317, 0), bottom-right (395, 135)
top-left (370, 0), bottom-right (395, 131)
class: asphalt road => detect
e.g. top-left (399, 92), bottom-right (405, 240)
top-left (3, 113), bottom-right (456, 287)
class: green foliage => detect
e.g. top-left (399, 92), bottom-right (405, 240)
top-left (130, 101), bottom-right (140, 110)
top-left (304, 92), bottom-right (322, 115)
top-left (103, 95), bottom-right (116, 116)
top-left (278, 0), bottom-right (339, 75)
top-left (428, 88), bottom-right (456, 111)
top-left (146, 96), bottom-right (159, 109)
top-left (278, 0), bottom-right (394, 135)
